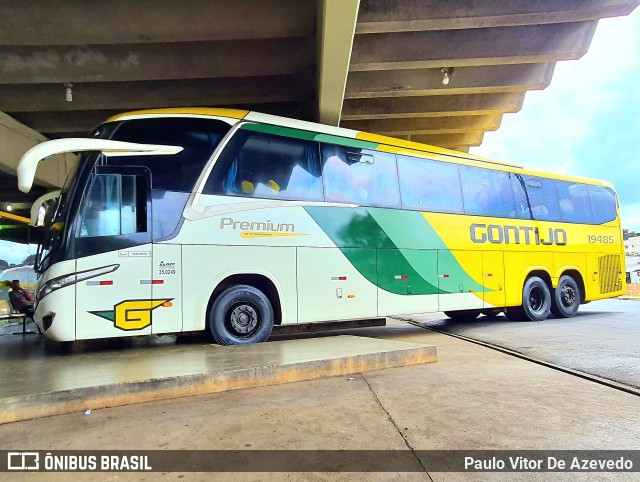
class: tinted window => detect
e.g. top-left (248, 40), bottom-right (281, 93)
top-left (519, 177), bottom-right (616, 225)
top-left (556, 181), bottom-right (593, 223)
top-left (322, 145), bottom-right (400, 208)
top-left (460, 166), bottom-right (516, 217)
top-left (589, 185), bottom-right (617, 224)
top-left (398, 155), bottom-right (463, 213)
top-left (523, 176), bottom-right (559, 221)
top-left (103, 118), bottom-right (231, 192)
top-left (204, 129), bottom-right (323, 201)
top-left (511, 174), bottom-right (531, 219)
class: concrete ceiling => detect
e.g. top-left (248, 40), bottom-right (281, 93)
top-left (0, 0), bottom-right (639, 223)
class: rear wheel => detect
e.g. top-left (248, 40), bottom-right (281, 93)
top-left (444, 309), bottom-right (481, 321)
top-left (551, 275), bottom-right (580, 318)
top-left (506, 276), bottom-right (551, 321)
top-left (208, 285), bottom-right (274, 346)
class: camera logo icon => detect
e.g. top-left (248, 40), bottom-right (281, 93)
top-left (7, 452), bottom-right (39, 470)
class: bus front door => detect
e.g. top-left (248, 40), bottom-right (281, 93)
top-left (74, 167), bottom-right (156, 340)
top-left (75, 246), bottom-right (153, 340)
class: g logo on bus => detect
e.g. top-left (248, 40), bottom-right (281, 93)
top-left (90, 299), bottom-right (172, 331)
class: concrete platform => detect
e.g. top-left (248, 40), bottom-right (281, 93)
top-left (0, 333), bottom-right (436, 425)
top-left (1, 319), bottom-right (638, 481)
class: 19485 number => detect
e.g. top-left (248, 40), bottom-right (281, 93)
top-left (588, 235), bottom-right (614, 244)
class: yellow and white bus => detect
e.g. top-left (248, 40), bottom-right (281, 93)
top-left (17, 108), bottom-right (625, 344)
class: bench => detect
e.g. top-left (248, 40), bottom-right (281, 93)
top-left (0, 312), bottom-right (39, 335)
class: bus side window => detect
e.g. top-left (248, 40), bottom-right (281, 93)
top-left (524, 177), bottom-right (558, 221)
top-left (459, 165), bottom-right (516, 218)
top-left (397, 155), bottom-right (463, 213)
top-left (322, 144), bottom-right (400, 208)
top-left (204, 130), bottom-right (323, 201)
top-left (558, 182), bottom-right (593, 224)
top-left (511, 173), bottom-right (531, 219)
top-left (588, 185), bottom-right (617, 224)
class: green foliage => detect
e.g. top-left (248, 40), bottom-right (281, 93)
top-left (23, 254), bottom-right (36, 265)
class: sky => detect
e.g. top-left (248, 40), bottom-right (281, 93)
top-left (471, 8), bottom-right (640, 233)
top-left (0, 238), bottom-right (35, 266)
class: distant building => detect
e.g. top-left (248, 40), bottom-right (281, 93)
top-left (624, 236), bottom-right (640, 255)
top-left (626, 256), bottom-right (640, 288)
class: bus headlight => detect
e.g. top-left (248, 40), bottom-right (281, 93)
top-left (37, 264), bottom-right (119, 300)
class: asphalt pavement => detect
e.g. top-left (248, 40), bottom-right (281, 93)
top-left (401, 298), bottom-right (640, 389)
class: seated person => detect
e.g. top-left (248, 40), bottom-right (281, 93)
top-left (9, 280), bottom-right (35, 318)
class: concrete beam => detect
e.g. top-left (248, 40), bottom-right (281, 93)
top-left (341, 93), bottom-right (525, 120)
top-left (0, 112), bottom-right (75, 189)
top-left (340, 115), bottom-right (502, 136)
top-left (0, 37), bottom-right (315, 84)
top-left (345, 63), bottom-right (554, 99)
top-left (350, 21), bottom-right (598, 71)
top-left (12, 102), bottom-right (317, 135)
top-left (357, 0), bottom-right (639, 33)
top-left (0, 75), bottom-right (314, 113)
top-left (317, 0), bottom-right (360, 126)
top-left (409, 132), bottom-right (485, 148)
top-left (0, 0), bottom-right (316, 45)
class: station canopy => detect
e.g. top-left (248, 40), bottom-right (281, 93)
top-left (0, 0), bottom-right (638, 242)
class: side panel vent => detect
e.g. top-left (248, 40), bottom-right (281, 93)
top-left (598, 254), bottom-right (622, 294)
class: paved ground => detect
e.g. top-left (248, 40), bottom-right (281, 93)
top-left (1, 306), bottom-right (639, 481)
top-left (401, 298), bottom-right (640, 389)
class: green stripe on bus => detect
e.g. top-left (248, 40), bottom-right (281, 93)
top-left (313, 134), bottom-right (379, 151)
top-left (304, 206), bottom-right (442, 295)
top-left (304, 206), bottom-right (488, 295)
top-left (242, 123), bottom-right (317, 141)
top-left (368, 209), bottom-right (487, 293)
top-left (241, 123), bottom-right (380, 151)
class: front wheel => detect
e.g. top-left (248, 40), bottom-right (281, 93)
top-left (551, 275), bottom-right (580, 318)
top-left (208, 285), bottom-right (274, 346)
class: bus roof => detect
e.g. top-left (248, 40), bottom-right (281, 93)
top-left (105, 107), bottom-right (611, 188)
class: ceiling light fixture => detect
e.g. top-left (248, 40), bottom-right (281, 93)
top-left (64, 82), bottom-right (73, 102)
top-left (440, 67), bottom-right (452, 85)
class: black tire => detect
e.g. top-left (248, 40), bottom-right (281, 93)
top-left (444, 309), bottom-right (481, 321)
top-left (504, 306), bottom-right (526, 321)
top-left (550, 275), bottom-right (580, 318)
top-left (508, 276), bottom-right (551, 321)
top-left (208, 285), bottom-right (274, 346)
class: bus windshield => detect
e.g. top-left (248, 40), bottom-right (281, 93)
top-left (36, 117), bottom-right (233, 272)
top-left (35, 155), bottom-right (84, 274)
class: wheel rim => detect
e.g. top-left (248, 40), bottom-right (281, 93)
top-left (529, 286), bottom-right (545, 313)
top-left (560, 284), bottom-right (576, 308)
top-left (227, 302), bottom-right (259, 337)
